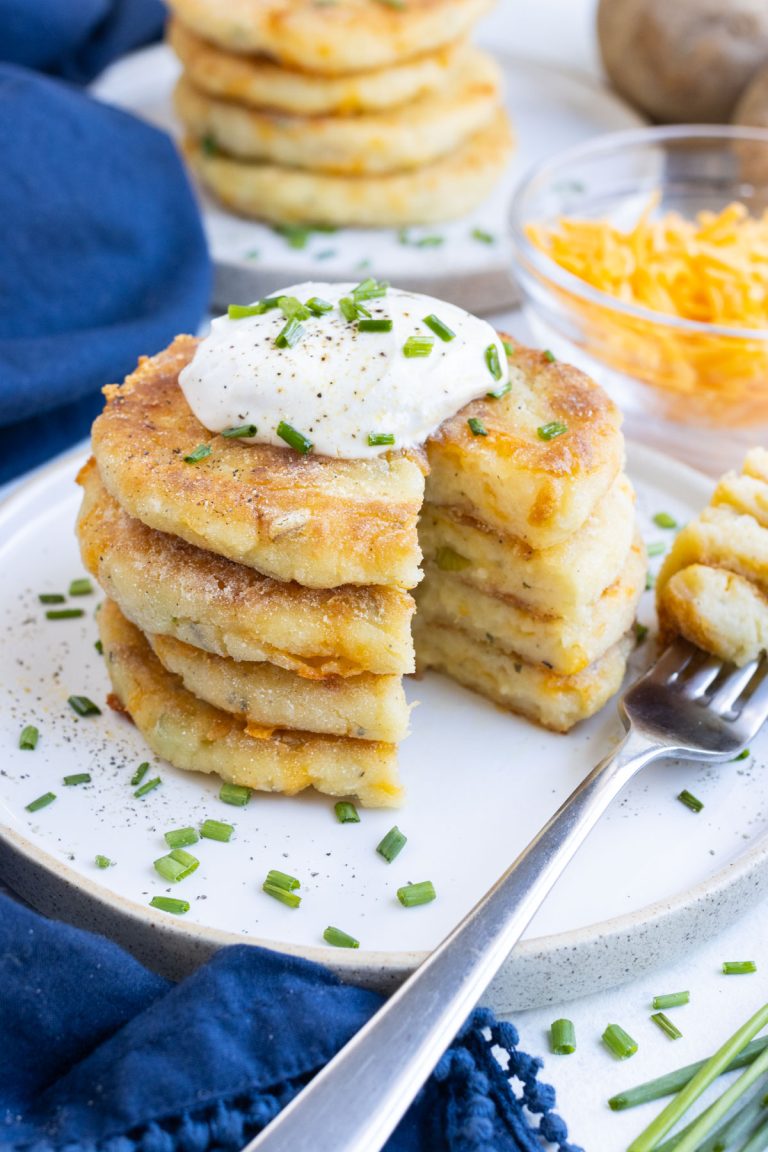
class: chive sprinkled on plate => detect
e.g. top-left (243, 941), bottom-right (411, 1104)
top-left (652, 991), bottom-right (690, 1010)
top-left (647, 541), bottom-right (666, 557)
top-left (183, 443), bottom-right (211, 464)
top-left (265, 869), bottom-right (300, 891)
top-left (222, 424), bottom-right (257, 438)
top-left (468, 417), bottom-right (487, 436)
top-left (646, 572), bottom-right (655, 591)
top-left (276, 421), bottom-right (313, 455)
top-left (94, 639), bottom-right (104, 655)
top-left (275, 316), bottom-right (305, 348)
top-left (19, 725), bottom-right (39, 750)
top-left (63, 773), bottom-right (91, 786)
top-left (164, 827), bottom-right (199, 849)
top-left (435, 546), bottom-right (471, 572)
top-left (68, 578), bottom-right (93, 596)
top-left (653, 511), bottom-right (678, 529)
top-left (134, 776), bottom-right (161, 799)
top-left (47, 608), bottom-right (84, 620)
top-left (651, 1012), bottom-right (682, 1040)
top-left (485, 344), bottom-right (502, 381)
top-left (26, 792), bottom-right (56, 813)
top-left (543, 349), bottom-right (556, 363)
top-left (263, 882), bottom-right (301, 908)
top-left (732, 748), bottom-right (750, 761)
top-left (402, 335), bottom-right (433, 358)
top-left (634, 623), bottom-right (649, 644)
top-left (95, 855), bottom-right (113, 869)
top-left (68, 695), bottom-right (101, 717)
top-left (274, 223), bottom-right (311, 249)
top-left (471, 228), bottom-right (495, 244)
top-left (335, 801), bottom-right (360, 823)
top-left (537, 421), bottom-right (568, 441)
top-left (678, 789), bottom-right (703, 813)
top-left (376, 825), bottom-right (407, 863)
top-left (323, 926), bottom-right (360, 948)
top-left (219, 781), bottom-right (252, 807)
top-left (723, 961), bottom-right (757, 974)
top-left (150, 895), bottom-right (189, 915)
top-left (358, 318), bottom-right (393, 333)
top-left (154, 849), bottom-right (199, 882)
top-left (368, 432), bottom-right (395, 446)
top-left (39, 593), bottom-right (65, 604)
top-left (397, 880), bottom-right (436, 907)
top-left (200, 818), bottom-right (234, 842)
top-left (602, 1023), bottom-right (637, 1059)
top-left (423, 314), bottom-right (455, 342)
top-left (131, 761), bottom-right (150, 787)
top-left (550, 1019), bottom-right (576, 1055)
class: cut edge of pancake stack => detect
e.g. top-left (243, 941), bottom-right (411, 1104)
top-left (657, 448), bottom-right (768, 667)
top-left (166, 0), bottom-right (513, 226)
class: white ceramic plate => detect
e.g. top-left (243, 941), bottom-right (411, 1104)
top-left (2, 442), bottom-right (768, 1010)
top-left (90, 45), bottom-right (644, 312)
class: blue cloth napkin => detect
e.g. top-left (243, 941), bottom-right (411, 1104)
top-left (0, 894), bottom-right (581, 1152)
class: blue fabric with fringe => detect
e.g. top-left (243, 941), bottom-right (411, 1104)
top-left (0, 894), bottom-right (582, 1152)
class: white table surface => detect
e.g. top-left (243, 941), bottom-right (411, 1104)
top-left (6, 5), bottom-right (768, 1150)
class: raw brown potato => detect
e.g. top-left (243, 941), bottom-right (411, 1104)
top-left (734, 63), bottom-right (768, 127)
top-left (597, 0), bottom-right (768, 123)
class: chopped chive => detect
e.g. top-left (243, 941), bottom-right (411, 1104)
top-left (131, 761), bottom-right (150, 787)
top-left (164, 826), bottom-right (199, 849)
top-left (397, 880), bottom-right (436, 907)
top-left (68, 578), bottom-right (93, 596)
top-left (263, 881), bottom-right (301, 908)
top-left (46, 608), bottom-right (84, 620)
top-left (95, 855), bottom-right (113, 869)
top-left (335, 801), bottom-right (360, 823)
top-left (306, 296), bottom-right (333, 316)
top-left (228, 303), bottom-right (263, 319)
top-left (537, 421), bottom-right (568, 441)
top-left (367, 432), bottom-right (395, 446)
top-left (134, 776), bottom-right (161, 799)
top-left (219, 781), bottom-right (252, 806)
top-left (678, 789), bottom-right (704, 813)
top-left (608, 1037), bottom-right (768, 1111)
top-left (201, 132), bottom-right (218, 156)
top-left (402, 335), bottom-right (434, 358)
top-left (63, 773), bottom-right (91, 786)
top-left (543, 349), bottom-right (556, 363)
top-left (200, 818), bottom-right (234, 842)
top-left (653, 991), bottom-right (690, 1010)
top-left (412, 235), bottom-right (444, 247)
top-left (94, 639), bottom-right (103, 655)
top-left (150, 895), bottom-right (189, 915)
top-left (222, 424), bottom-right (257, 438)
top-left (26, 791), bottom-right (56, 813)
top-left (274, 223), bottom-right (310, 249)
top-left (323, 926), bottom-right (360, 948)
top-left (550, 1019), bottom-right (577, 1055)
top-left (502, 338), bottom-right (515, 358)
top-left (487, 380), bottom-right (511, 399)
top-left (651, 1012), bottom-right (682, 1040)
top-left (154, 849), bottom-right (199, 882)
top-left (646, 572), bottom-right (655, 591)
top-left (376, 825), bottom-right (407, 863)
top-left (276, 420), bottom-right (313, 455)
top-left (485, 344), bottom-right (502, 381)
top-left (468, 417), bottom-right (487, 437)
top-left (423, 314), bottom-right (455, 342)
top-left (314, 249), bottom-right (336, 261)
top-left (275, 316), bottom-right (305, 348)
top-left (39, 593), bottom-right (65, 604)
top-left (471, 227), bottom-right (495, 244)
top-left (647, 541), bottom-right (666, 557)
top-left (358, 318), bottom-right (393, 333)
top-left (352, 277), bottom-right (388, 301)
top-left (183, 443), bottom-right (211, 464)
top-left (732, 748), bottom-right (750, 761)
top-left (435, 546), bottom-right (471, 572)
top-left (653, 512), bottom-right (678, 529)
top-left (723, 961), bottom-right (757, 975)
top-left (19, 725), bottom-right (39, 750)
top-left (265, 869), bottom-right (300, 891)
top-left (603, 1024), bottom-right (638, 1060)
top-left (339, 296), bottom-right (359, 322)
top-left (277, 295), bottom-right (311, 320)
top-left (635, 622), bottom-right (649, 643)
top-left (68, 695), bottom-right (101, 717)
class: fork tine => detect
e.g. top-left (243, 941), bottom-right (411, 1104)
top-left (650, 639), bottom-right (697, 683)
top-left (734, 661), bottom-right (768, 736)
top-left (679, 653), bottom-right (723, 699)
top-left (707, 659), bottom-right (761, 715)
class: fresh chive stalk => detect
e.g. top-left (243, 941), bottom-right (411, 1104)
top-left (265, 869), bottom-right (300, 891)
top-left (335, 801), bottom-right (360, 824)
top-left (68, 695), bottom-right (101, 717)
top-left (200, 818), bottom-right (234, 842)
top-left (435, 546), bottom-right (471, 572)
top-left (276, 421), bottom-right (313, 455)
top-left (468, 417), bottom-right (487, 437)
top-left (368, 432), bottom-right (395, 446)
top-left (485, 344), bottom-right (502, 381)
top-left (95, 855), bottom-right (113, 869)
top-left (47, 608), bottom-right (84, 620)
top-left (63, 773), bottom-right (91, 786)
top-left (654, 512), bottom-right (678, 529)
top-left (222, 424), bottom-right (257, 438)
top-left (678, 789), bottom-right (704, 813)
top-left (652, 991), bottom-right (690, 1010)
top-left (183, 443), bottom-right (211, 464)
top-left (723, 961), bottom-right (757, 974)
top-left (39, 593), bottom-right (65, 604)
top-left (323, 926), bottom-right (360, 948)
top-left (68, 578), bottom-right (93, 596)
top-left (376, 825), bottom-right (407, 863)
top-left (550, 1019), bottom-right (577, 1055)
top-left (26, 792), bottom-right (56, 812)
top-left (131, 762), bottom-right (150, 787)
top-left (154, 849), bottom-right (199, 882)
top-left (651, 1012), bottom-right (683, 1040)
top-left (219, 781), bottom-right (252, 806)
top-left (164, 827), bottom-right (199, 849)
top-left (423, 314), bottom-right (455, 342)
top-left (150, 896), bottom-right (189, 914)
top-left (609, 1036), bottom-right (768, 1111)
top-left (397, 881), bottom-right (436, 907)
top-left (537, 421), bottom-right (568, 441)
top-left (402, 335), bottom-right (434, 358)
top-left (358, 318), bottom-right (393, 333)
top-left (603, 1024), bottom-right (638, 1060)
top-left (19, 725), bottom-right (39, 750)
top-left (263, 881), bottom-right (301, 908)
top-left (134, 776), bottom-right (161, 799)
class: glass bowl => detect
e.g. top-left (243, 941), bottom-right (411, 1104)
top-left (510, 125), bottom-right (768, 475)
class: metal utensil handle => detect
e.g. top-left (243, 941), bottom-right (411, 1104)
top-left (247, 727), bottom-right (664, 1152)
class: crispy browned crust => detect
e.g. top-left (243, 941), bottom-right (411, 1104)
top-left (90, 336), bottom-right (426, 589)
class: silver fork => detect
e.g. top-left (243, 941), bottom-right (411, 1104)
top-left (247, 639), bottom-right (768, 1152)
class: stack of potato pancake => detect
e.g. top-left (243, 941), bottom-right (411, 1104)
top-left (77, 336), bottom-right (644, 806)
top-left (166, 0), bottom-right (513, 226)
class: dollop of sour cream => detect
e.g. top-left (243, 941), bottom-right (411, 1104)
top-left (179, 282), bottom-right (509, 459)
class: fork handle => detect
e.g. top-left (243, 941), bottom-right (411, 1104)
top-left (246, 726), bottom-right (665, 1152)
